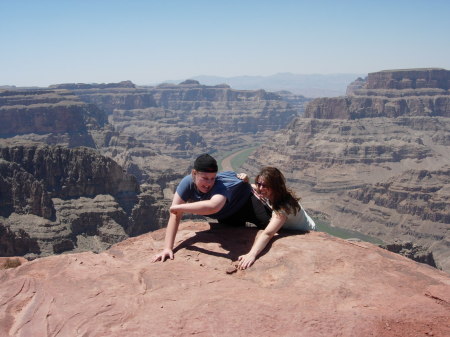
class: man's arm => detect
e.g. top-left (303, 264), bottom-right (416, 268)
top-left (170, 194), bottom-right (226, 216)
top-left (151, 192), bottom-right (185, 262)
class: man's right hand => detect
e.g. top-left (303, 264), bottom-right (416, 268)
top-left (151, 248), bottom-right (174, 262)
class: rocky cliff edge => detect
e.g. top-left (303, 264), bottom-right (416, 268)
top-left (1, 222), bottom-right (449, 337)
top-left (305, 68), bottom-right (450, 119)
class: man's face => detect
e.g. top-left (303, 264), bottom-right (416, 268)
top-left (193, 171), bottom-right (216, 193)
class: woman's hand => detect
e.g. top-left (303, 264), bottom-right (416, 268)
top-left (237, 173), bottom-right (249, 183)
top-left (237, 253), bottom-right (256, 270)
top-left (151, 248), bottom-right (174, 262)
top-left (237, 214), bottom-right (286, 270)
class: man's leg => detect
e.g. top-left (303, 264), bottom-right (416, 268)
top-left (248, 194), bottom-right (272, 229)
top-left (219, 195), bottom-right (272, 228)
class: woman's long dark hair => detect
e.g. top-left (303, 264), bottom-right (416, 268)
top-left (255, 167), bottom-right (301, 215)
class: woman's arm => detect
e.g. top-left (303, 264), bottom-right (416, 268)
top-left (170, 194), bottom-right (226, 216)
top-left (237, 212), bottom-right (287, 270)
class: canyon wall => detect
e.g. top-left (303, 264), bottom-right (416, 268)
top-left (306, 68), bottom-right (450, 119)
top-left (0, 141), bottom-right (170, 259)
top-left (0, 89), bottom-right (108, 148)
top-left (3, 72), bottom-right (449, 272)
top-left (0, 80), bottom-right (302, 259)
top-left (243, 68), bottom-right (450, 272)
top-left (1, 81), bottom-right (305, 182)
top-left (58, 79), bottom-right (305, 158)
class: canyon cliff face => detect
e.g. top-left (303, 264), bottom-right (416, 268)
top-left (0, 80), bottom-right (303, 260)
top-left (58, 79), bottom-right (304, 158)
top-left (1, 81), bottom-right (304, 184)
top-left (0, 85), bottom-right (192, 251)
top-left (0, 141), bottom-right (170, 258)
top-left (365, 68), bottom-right (450, 90)
top-left (1, 222), bottom-right (449, 337)
top-left (243, 68), bottom-right (450, 273)
top-left (65, 79), bottom-right (299, 132)
top-left (0, 89), bottom-right (109, 148)
top-left (305, 68), bottom-right (450, 119)
top-left (0, 86), bottom-right (190, 185)
top-left (3, 73), bottom-right (449, 275)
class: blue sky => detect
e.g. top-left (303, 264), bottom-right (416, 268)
top-left (1, 0), bottom-right (449, 87)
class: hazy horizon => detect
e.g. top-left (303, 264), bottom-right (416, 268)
top-left (0, 72), bottom-right (366, 88)
top-left (1, 0), bottom-right (449, 87)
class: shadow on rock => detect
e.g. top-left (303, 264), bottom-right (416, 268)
top-left (174, 222), bottom-right (308, 263)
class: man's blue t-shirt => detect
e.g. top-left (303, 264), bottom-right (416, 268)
top-left (176, 171), bottom-right (251, 220)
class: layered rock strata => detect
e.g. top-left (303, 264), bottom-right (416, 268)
top-left (0, 85), bottom-right (190, 186)
top-left (0, 89), bottom-right (108, 148)
top-left (243, 69), bottom-right (450, 272)
top-left (306, 68), bottom-right (450, 119)
top-left (63, 80), bottom-right (301, 158)
top-left (0, 80), bottom-right (302, 182)
top-left (0, 80), bottom-right (305, 261)
top-left (0, 141), bottom-right (169, 258)
top-left (365, 68), bottom-right (450, 90)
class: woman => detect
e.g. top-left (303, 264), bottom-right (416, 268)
top-left (237, 167), bottom-right (316, 270)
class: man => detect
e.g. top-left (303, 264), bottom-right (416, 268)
top-left (151, 154), bottom-right (253, 262)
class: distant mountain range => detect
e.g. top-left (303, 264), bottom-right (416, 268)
top-left (1, 73), bottom-right (365, 98)
top-left (151, 73), bottom-right (366, 98)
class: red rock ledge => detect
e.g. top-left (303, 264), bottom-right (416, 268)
top-left (1, 221), bottom-right (449, 337)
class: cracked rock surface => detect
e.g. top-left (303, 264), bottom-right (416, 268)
top-left (1, 221), bottom-right (449, 337)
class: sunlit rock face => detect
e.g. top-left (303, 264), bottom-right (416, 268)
top-left (305, 68), bottom-right (450, 119)
top-left (0, 80), bottom-right (305, 185)
top-left (1, 222), bottom-right (449, 337)
top-left (0, 80), bottom-right (308, 262)
top-left (365, 68), bottom-right (450, 90)
top-left (242, 69), bottom-right (450, 273)
top-left (62, 80), bottom-right (303, 157)
top-left (0, 89), bottom-right (108, 148)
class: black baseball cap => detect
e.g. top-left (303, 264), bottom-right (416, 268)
top-left (194, 154), bottom-right (218, 173)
